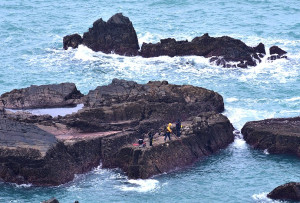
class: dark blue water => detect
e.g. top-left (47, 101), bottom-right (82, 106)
top-left (0, 0), bottom-right (299, 202)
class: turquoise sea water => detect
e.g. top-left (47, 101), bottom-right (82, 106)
top-left (0, 0), bottom-right (300, 202)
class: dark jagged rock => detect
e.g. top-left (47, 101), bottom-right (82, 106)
top-left (140, 33), bottom-right (266, 68)
top-left (268, 45), bottom-right (287, 60)
top-left (0, 83), bottom-right (83, 109)
top-left (64, 13), bottom-right (139, 55)
top-left (42, 198), bottom-right (59, 203)
top-left (107, 112), bottom-right (234, 178)
top-left (241, 117), bottom-right (300, 155)
top-left (63, 34), bottom-right (82, 50)
top-left (63, 79), bottom-right (224, 132)
top-left (268, 182), bottom-right (300, 201)
top-left (63, 14), bottom-right (288, 68)
top-left (0, 79), bottom-right (233, 186)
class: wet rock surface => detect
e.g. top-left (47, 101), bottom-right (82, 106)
top-left (63, 14), bottom-right (288, 68)
top-left (268, 182), bottom-right (300, 201)
top-left (241, 117), bottom-right (300, 155)
top-left (140, 33), bottom-right (265, 68)
top-left (0, 79), bottom-right (234, 186)
top-left (64, 13), bottom-right (139, 56)
top-left (0, 83), bottom-right (83, 109)
top-left (63, 34), bottom-right (82, 50)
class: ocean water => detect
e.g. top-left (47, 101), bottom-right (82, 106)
top-left (0, 0), bottom-right (300, 202)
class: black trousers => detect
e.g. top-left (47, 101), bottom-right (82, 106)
top-left (164, 132), bottom-right (171, 140)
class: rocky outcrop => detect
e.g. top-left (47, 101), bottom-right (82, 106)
top-left (0, 79), bottom-right (234, 186)
top-left (268, 45), bottom-right (287, 60)
top-left (241, 117), bottom-right (300, 155)
top-left (0, 117), bottom-right (105, 186)
top-left (140, 34), bottom-right (266, 68)
top-left (63, 13), bottom-right (139, 56)
top-left (62, 79), bottom-right (224, 132)
top-left (268, 182), bottom-right (300, 201)
top-left (63, 34), bottom-right (82, 50)
top-left (0, 83), bottom-right (83, 109)
top-left (107, 112), bottom-right (234, 179)
top-left (63, 14), bottom-right (287, 68)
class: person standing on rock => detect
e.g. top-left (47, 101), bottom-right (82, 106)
top-left (148, 130), bottom-right (154, 146)
top-left (176, 119), bottom-right (182, 138)
top-left (164, 123), bottom-right (172, 141)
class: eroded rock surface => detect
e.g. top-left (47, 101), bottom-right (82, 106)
top-left (268, 182), bottom-right (300, 201)
top-left (63, 79), bottom-right (224, 132)
top-left (0, 83), bottom-right (83, 109)
top-left (63, 13), bottom-right (139, 56)
top-left (241, 117), bottom-right (300, 155)
top-left (108, 112), bottom-right (234, 179)
top-left (140, 34), bottom-right (266, 68)
top-left (0, 79), bottom-right (234, 186)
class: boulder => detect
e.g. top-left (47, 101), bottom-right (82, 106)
top-left (64, 13), bottom-right (139, 55)
top-left (268, 46), bottom-right (287, 60)
top-left (241, 117), bottom-right (300, 155)
top-left (268, 182), bottom-right (300, 201)
top-left (0, 83), bottom-right (83, 109)
top-left (63, 34), bottom-right (82, 50)
top-left (140, 33), bottom-right (266, 68)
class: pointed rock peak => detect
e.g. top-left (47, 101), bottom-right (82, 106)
top-left (253, 42), bottom-right (266, 54)
top-left (107, 13), bottom-right (131, 25)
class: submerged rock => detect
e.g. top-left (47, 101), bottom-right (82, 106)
top-left (140, 33), bottom-right (266, 68)
top-left (268, 182), bottom-right (300, 201)
top-left (63, 13), bottom-right (139, 56)
top-left (241, 117), bottom-right (300, 155)
top-left (0, 83), bottom-right (83, 109)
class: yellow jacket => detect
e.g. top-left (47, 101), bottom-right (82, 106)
top-left (167, 123), bottom-right (172, 133)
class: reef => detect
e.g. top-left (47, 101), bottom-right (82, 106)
top-left (241, 117), bottom-right (300, 155)
top-left (63, 13), bottom-right (287, 68)
top-left (0, 79), bottom-right (234, 186)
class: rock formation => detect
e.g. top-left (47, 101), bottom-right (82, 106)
top-left (268, 182), bottom-right (300, 201)
top-left (268, 45), bottom-right (287, 60)
top-left (108, 112), bottom-right (234, 179)
top-left (241, 117), bottom-right (300, 155)
top-left (62, 79), bottom-right (224, 132)
top-left (0, 79), bottom-right (234, 186)
top-left (63, 13), bottom-right (139, 56)
top-left (63, 14), bottom-right (288, 68)
top-left (140, 34), bottom-right (266, 68)
top-left (0, 83), bottom-right (83, 109)
top-left (63, 34), bottom-right (82, 50)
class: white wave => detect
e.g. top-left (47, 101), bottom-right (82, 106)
top-left (233, 137), bottom-right (246, 149)
top-left (226, 97), bottom-right (239, 102)
top-left (118, 179), bottom-right (159, 192)
top-left (223, 107), bottom-right (276, 131)
top-left (285, 96), bottom-right (300, 102)
top-left (6, 104), bottom-right (84, 117)
top-left (252, 192), bottom-right (280, 202)
top-left (264, 149), bottom-right (270, 155)
top-left (12, 183), bottom-right (32, 188)
top-left (74, 45), bottom-right (99, 61)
